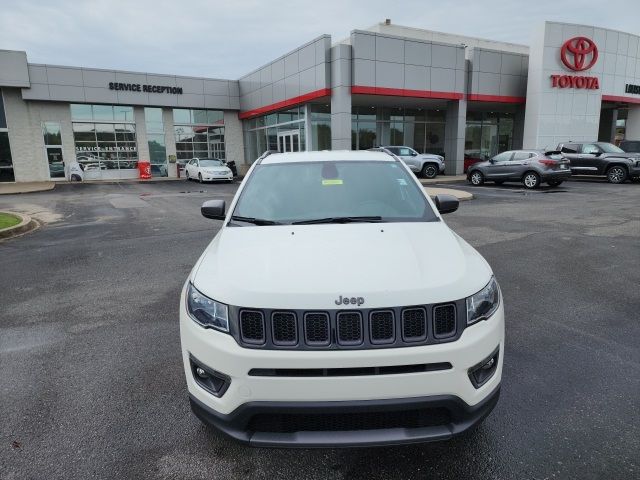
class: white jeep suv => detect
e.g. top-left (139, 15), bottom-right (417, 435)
top-left (180, 150), bottom-right (504, 447)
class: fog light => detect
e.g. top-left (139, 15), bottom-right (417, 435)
top-left (468, 347), bottom-right (500, 389)
top-left (189, 356), bottom-right (231, 398)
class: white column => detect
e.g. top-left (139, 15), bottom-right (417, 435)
top-left (330, 44), bottom-right (352, 150)
top-left (626, 105), bottom-right (640, 140)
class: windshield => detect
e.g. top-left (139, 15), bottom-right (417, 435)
top-left (232, 161), bottom-right (438, 224)
top-left (598, 143), bottom-right (625, 153)
top-left (199, 159), bottom-right (224, 167)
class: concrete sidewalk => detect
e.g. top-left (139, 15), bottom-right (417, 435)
top-left (0, 182), bottom-right (55, 195)
top-left (420, 174), bottom-right (467, 185)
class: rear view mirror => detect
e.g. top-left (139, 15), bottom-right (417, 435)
top-left (434, 194), bottom-right (459, 214)
top-left (201, 199), bottom-right (226, 220)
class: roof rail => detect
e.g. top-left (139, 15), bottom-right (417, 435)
top-left (256, 150), bottom-right (277, 164)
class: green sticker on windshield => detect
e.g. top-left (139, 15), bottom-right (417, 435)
top-left (322, 179), bottom-right (343, 186)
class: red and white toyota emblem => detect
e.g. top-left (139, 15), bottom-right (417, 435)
top-left (560, 37), bottom-right (598, 71)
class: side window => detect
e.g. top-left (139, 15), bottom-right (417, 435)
top-left (398, 147), bottom-right (412, 156)
top-left (560, 144), bottom-right (578, 154)
top-left (492, 151), bottom-right (513, 162)
top-left (581, 144), bottom-right (600, 154)
top-left (386, 147), bottom-right (398, 155)
top-left (512, 151), bottom-right (531, 161)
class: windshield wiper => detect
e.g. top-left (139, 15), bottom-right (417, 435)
top-left (229, 215), bottom-right (282, 226)
top-left (292, 216), bottom-right (383, 225)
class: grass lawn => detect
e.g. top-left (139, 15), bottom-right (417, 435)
top-left (0, 212), bottom-right (21, 230)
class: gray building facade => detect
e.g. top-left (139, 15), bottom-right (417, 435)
top-left (1, 20), bottom-right (639, 183)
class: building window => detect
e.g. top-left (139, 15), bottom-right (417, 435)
top-left (145, 108), bottom-right (167, 177)
top-left (310, 104), bottom-right (331, 151)
top-left (70, 104), bottom-right (137, 179)
top-left (243, 106), bottom-right (305, 162)
top-left (351, 106), bottom-right (446, 156)
top-left (0, 90), bottom-right (14, 182)
top-left (464, 111), bottom-right (514, 161)
top-left (173, 109), bottom-right (225, 161)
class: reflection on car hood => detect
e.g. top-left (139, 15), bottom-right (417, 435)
top-left (192, 222), bottom-right (492, 309)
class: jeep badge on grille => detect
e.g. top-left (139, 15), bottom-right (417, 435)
top-left (335, 296), bottom-right (365, 306)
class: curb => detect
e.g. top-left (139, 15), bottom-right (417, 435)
top-left (424, 187), bottom-right (474, 202)
top-left (0, 212), bottom-right (39, 241)
top-left (0, 182), bottom-right (55, 195)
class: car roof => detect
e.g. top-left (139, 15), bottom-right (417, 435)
top-left (260, 150), bottom-right (395, 165)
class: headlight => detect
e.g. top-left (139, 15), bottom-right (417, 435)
top-left (186, 283), bottom-right (229, 332)
top-left (466, 277), bottom-right (500, 325)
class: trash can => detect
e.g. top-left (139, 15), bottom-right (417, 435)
top-left (138, 160), bottom-right (151, 179)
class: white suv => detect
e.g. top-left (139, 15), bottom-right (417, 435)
top-left (382, 146), bottom-right (445, 178)
top-left (180, 150), bottom-right (504, 447)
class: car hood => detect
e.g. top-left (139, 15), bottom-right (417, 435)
top-left (191, 222), bottom-right (492, 309)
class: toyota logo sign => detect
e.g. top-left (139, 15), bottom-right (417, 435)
top-left (560, 37), bottom-right (598, 71)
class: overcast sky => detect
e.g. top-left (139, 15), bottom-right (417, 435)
top-left (1, 0), bottom-right (637, 79)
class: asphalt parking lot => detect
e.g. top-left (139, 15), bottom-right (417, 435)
top-left (1, 177), bottom-right (639, 480)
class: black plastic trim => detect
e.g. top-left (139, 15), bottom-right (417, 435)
top-left (336, 311), bottom-right (364, 346)
top-left (189, 384), bottom-right (501, 448)
top-left (468, 346), bottom-right (500, 389)
top-left (189, 354), bottom-right (231, 398)
top-left (401, 307), bottom-right (428, 342)
top-left (239, 309), bottom-right (266, 345)
top-left (303, 312), bottom-right (331, 346)
top-left (369, 309), bottom-right (395, 345)
top-left (432, 303), bottom-right (457, 339)
top-left (248, 362), bottom-right (452, 377)
top-left (271, 311), bottom-right (298, 346)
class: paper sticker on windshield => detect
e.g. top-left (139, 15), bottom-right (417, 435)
top-left (322, 179), bottom-right (343, 186)
top-left (397, 178), bottom-right (407, 185)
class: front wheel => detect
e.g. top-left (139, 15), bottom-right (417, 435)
top-left (548, 180), bottom-right (563, 187)
top-left (421, 163), bottom-right (438, 179)
top-left (606, 166), bottom-right (627, 184)
top-left (469, 171), bottom-right (484, 186)
top-left (523, 171), bottom-right (541, 189)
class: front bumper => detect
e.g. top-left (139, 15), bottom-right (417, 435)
top-left (189, 384), bottom-right (500, 447)
top-left (180, 293), bottom-right (504, 447)
top-left (202, 173), bottom-right (233, 181)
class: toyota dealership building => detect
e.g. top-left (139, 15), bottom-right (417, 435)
top-left (0, 20), bottom-right (639, 183)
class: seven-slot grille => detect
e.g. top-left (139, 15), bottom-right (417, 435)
top-left (235, 303), bottom-right (462, 349)
top-left (433, 304), bottom-right (456, 338)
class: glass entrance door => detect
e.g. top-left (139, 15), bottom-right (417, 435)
top-left (46, 147), bottom-right (65, 179)
top-left (277, 130), bottom-right (300, 152)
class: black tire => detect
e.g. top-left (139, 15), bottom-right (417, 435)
top-left (522, 171), bottom-right (541, 189)
top-left (606, 165), bottom-right (627, 184)
top-left (469, 170), bottom-right (484, 186)
top-left (548, 180), bottom-right (563, 187)
top-left (494, 180), bottom-right (504, 185)
top-left (421, 163), bottom-right (438, 179)
top-left (630, 176), bottom-right (640, 183)
top-left (198, 173), bottom-right (203, 183)
top-left (185, 171), bottom-right (190, 181)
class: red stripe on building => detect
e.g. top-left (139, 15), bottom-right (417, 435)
top-left (238, 88), bottom-right (331, 119)
top-left (351, 85), bottom-right (463, 100)
top-left (467, 94), bottom-right (526, 104)
top-left (602, 94), bottom-right (640, 105)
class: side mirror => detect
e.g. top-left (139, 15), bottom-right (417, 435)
top-left (201, 199), bottom-right (226, 220)
top-left (489, 158), bottom-right (495, 164)
top-left (434, 194), bottom-right (459, 215)
top-left (411, 152), bottom-right (418, 156)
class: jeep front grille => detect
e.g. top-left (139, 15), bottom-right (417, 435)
top-left (232, 301), bottom-right (464, 350)
top-left (369, 310), bottom-right (394, 344)
top-left (304, 312), bottom-right (330, 346)
top-left (402, 308), bottom-right (427, 342)
top-left (337, 312), bottom-right (363, 345)
top-left (433, 304), bottom-right (456, 338)
top-left (239, 310), bottom-right (265, 344)
top-left (271, 312), bottom-right (297, 346)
